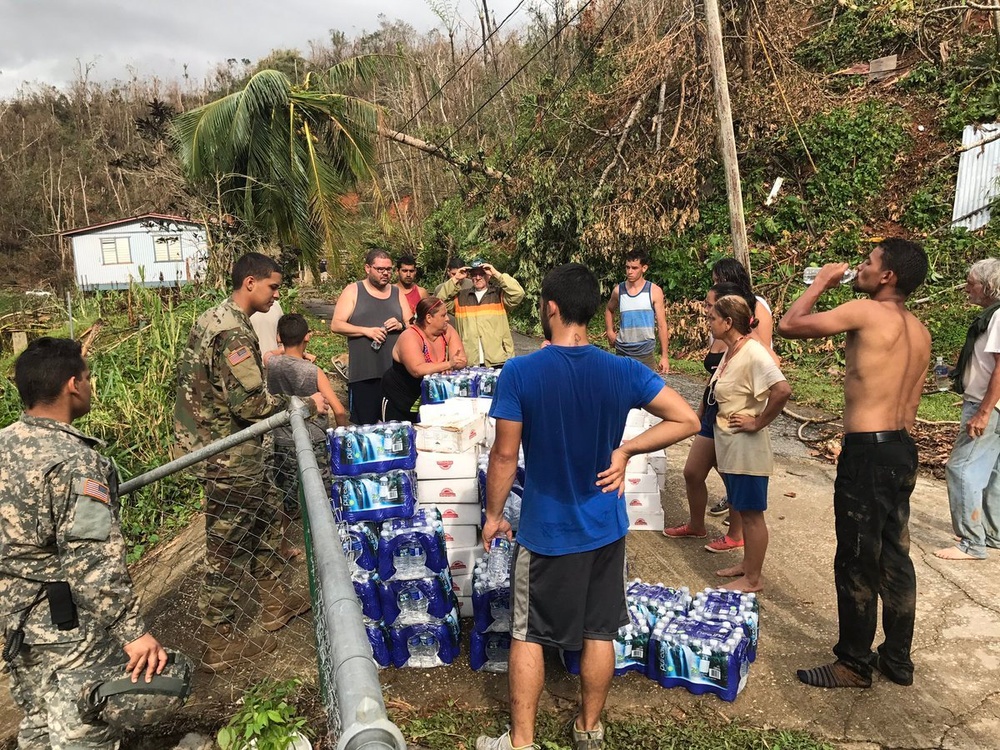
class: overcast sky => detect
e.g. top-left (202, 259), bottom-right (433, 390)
top-left (0, 0), bottom-right (526, 98)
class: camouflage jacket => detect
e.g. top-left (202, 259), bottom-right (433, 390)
top-left (0, 415), bottom-right (147, 646)
top-left (174, 298), bottom-right (287, 481)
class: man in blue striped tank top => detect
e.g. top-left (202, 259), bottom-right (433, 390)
top-left (604, 250), bottom-right (671, 374)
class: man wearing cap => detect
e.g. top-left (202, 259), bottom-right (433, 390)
top-left (438, 259), bottom-right (525, 368)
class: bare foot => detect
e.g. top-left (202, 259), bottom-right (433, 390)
top-left (715, 564), bottom-right (745, 578)
top-left (934, 545), bottom-right (984, 560)
top-left (720, 576), bottom-right (763, 593)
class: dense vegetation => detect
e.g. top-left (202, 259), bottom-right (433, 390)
top-left (0, 0), bottom-right (995, 555)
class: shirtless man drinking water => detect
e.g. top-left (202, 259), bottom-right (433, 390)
top-left (778, 238), bottom-right (930, 689)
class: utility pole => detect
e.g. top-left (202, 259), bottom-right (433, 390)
top-left (702, 0), bottom-right (751, 272)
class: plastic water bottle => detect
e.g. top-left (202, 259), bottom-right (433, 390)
top-left (487, 538), bottom-right (512, 584)
top-left (934, 356), bottom-right (950, 392)
top-left (407, 632), bottom-right (439, 668)
top-left (398, 582), bottom-right (429, 621)
top-left (803, 267), bottom-right (858, 285)
top-left (371, 326), bottom-right (387, 351)
top-left (394, 543), bottom-right (427, 579)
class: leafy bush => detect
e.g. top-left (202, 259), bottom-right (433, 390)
top-left (217, 679), bottom-right (312, 750)
top-left (793, 5), bottom-right (915, 73)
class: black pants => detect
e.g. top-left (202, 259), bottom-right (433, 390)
top-left (349, 378), bottom-right (383, 425)
top-left (832, 433), bottom-right (918, 680)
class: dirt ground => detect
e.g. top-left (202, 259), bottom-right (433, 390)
top-left (1, 337), bottom-right (997, 750)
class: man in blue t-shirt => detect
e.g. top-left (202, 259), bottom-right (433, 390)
top-left (477, 264), bottom-right (699, 750)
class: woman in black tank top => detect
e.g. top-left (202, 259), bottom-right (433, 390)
top-left (381, 297), bottom-right (468, 421)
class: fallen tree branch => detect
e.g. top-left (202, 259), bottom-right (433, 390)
top-left (377, 126), bottom-right (514, 183)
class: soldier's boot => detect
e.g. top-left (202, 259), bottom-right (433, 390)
top-left (202, 624), bottom-right (277, 673)
top-left (259, 579), bottom-right (312, 632)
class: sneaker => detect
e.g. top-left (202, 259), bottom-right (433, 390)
top-left (704, 535), bottom-right (744, 553)
top-left (571, 720), bottom-right (605, 750)
top-left (475, 731), bottom-right (538, 750)
top-left (708, 497), bottom-right (729, 516)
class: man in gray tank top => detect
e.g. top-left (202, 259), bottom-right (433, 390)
top-left (330, 248), bottom-right (412, 424)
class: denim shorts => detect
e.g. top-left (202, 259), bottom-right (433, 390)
top-left (698, 401), bottom-right (719, 439)
top-left (720, 473), bottom-right (769, 512)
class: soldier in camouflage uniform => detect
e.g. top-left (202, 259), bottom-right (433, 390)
top-left (174, 252), bottom-right (326, 672)
top-left (0, 337), bottom-right (168, 749)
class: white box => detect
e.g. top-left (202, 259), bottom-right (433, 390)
top-left (415, 447), bottom-right (479, 479)
top-left (622, 425), bottom-right (644, 442)
top-left (626, 409), bottom-right (645, 428)
top-left (627, 507), bottom-right (664, 530)
top-left (456, 595), bottom-right (473, 618)
top-left (415, 415), bottom-right (487, 453)
top-left (624, 453), bottom-right (648, 474)
top-left (623, 467), bottom-right (658, 494)
top-left (418, 477), bottom-right (479, 505)
top-left (450, 572), bottom-right (472, 599)
top-left (476, 397), bottom-right (493, 415)
top-left (445, 544), bottom-right (481, 576)
top-left (430, 502), bottom-right (481, 526)
top-left (419, 399), bottom-right (476, 425)
top-left (625, 491), bottom-right (661, 512)
top-left (440, 524), bottom-right (478, 548)
top-left (644, 413), bottom-right (663, 428)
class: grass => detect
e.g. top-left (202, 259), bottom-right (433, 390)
top-left (390, 706), bottom-right (835, 750)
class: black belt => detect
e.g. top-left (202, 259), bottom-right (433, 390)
top-left (842, 430), bottom-right (908, 446)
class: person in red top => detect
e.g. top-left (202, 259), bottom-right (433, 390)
top-left (396, 254), bottom-right (428, 313)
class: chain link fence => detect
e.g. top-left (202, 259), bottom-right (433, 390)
top-left (121, 401), bottom-right (405, 749)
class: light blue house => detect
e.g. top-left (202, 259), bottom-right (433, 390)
top-left (64, 213), bottom-right (208, 291)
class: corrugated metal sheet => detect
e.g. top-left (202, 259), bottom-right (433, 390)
top-left (952, 123), bottom-right (1000, 231)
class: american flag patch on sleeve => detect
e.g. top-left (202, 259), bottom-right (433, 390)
top-left (82, 479), bottom-right (110, 504)
top-left (228, 346), bottom-right (252, 366)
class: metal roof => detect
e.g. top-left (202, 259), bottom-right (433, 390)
top-left (952, 123), bottom-right (1000, 231)
top-left (62, 213), bottom-right (202, 237)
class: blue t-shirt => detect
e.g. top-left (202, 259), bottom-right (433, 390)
top-left (489, 344), bottom-right (664, 555)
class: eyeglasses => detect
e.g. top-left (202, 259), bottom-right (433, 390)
top-left (370, 266), bottom-right (393, 274)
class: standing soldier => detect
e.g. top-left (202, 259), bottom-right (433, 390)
top-left (0, 338), bottom-right (169, 748)
top-left (175, 252), bottom-right (326, 672)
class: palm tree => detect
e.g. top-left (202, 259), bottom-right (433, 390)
top-left (172, 57), bottom-right (382, 278)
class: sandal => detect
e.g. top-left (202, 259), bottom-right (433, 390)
top-left (663, 523), bottom-right (708, 539)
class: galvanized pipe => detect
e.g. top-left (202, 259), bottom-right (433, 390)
top-left (287, 398), bottom-right (406, 750)
top-left (118, 409), bottom-right (293, 496)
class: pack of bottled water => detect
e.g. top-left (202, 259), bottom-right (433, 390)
top-left (340, 523), bottom-right (380, 572)
top-left (353, 569), bottom-right (383, 621)
top-left (647, 615), bottom-right (750, 702)
top-left (328, 422), bottom-right (417, 476)
top-left (476, 453), bottom-right (525, 531)
top-left (421, 371), bottom-right (480, 404)
top-left (627, 580), bottom-right (693, 625)
top-left (366, 619), bottom-right (392, 668)
top-left (331, 469), bottom-right (417, 523)
top-left (389, 611), bottom-right (462, 667)
top-left (470, 630), bottom-right (512, 673)
top-left (692, 588), bottom-right (759, 662)
top-left (378, 572), bottom-right (459, 626)
top-left (377, 510), bottom-right (449, 580)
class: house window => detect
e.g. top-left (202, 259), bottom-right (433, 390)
top-left (155, 236), bottom-right (182, 262)
top-left (100, 237), bottom-right (131, 265)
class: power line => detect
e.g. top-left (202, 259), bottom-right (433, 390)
top-left (495, 0), bottom-right (629, 182)
top-left (429, 0), bottom-right (601, 165)
top-left (377, 0), bottom-right (529, 167)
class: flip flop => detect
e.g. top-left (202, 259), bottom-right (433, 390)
top-left (662, 523), bottom-right (708, 539)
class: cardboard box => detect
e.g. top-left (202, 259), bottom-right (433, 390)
top-left (415, 415), bottom-right (486, 453)
top-left (415, 447), bottom-right (479, 479)
top-left (445, 544), bottom-right (481, 577)
top-left (419, 399), bottom-right (476, 425)
top-left (624, 453), bottom-right (648, 475)
top-left (625, 409), bottom-right (645, 428)
top-left (456, 595), bottom-right (473, 618)
top-left (439, 524), bottom-right (478, 548)
top-left (627, 506), bottom-right (664, 531)
top-left (623, 467), bottom-right (658, 494)
top-left (625, 491), bottom-right (661, 512)
top-left (418, 477), bottom-right (479, 505)
top-left (429, 502), bottom-right (481, 526)
top-left (647, 448), bottom-right (667, 475)
top-left (450, 572), bottom-right (472, 599)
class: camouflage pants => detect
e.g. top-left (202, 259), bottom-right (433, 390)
top-left (271, 439), bottom-right (331, 517)
top-left (8, 628), bottom-right (121, 750)
top-left (200, 478), bottom-right (283, 626)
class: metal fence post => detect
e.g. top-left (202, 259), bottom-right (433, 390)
top-left (288, 398), bottom-right (406, 750)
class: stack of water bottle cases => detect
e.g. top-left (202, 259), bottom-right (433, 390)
top-left (562, 581), bottom-right (759, 702)
top-left (324, 367), bottom-right (506, 669)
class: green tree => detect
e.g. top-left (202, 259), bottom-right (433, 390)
top-left (171, 57), bottom-right (383, 279)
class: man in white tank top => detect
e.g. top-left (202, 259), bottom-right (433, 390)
top-left (604, 249), bottom-right (671, 374)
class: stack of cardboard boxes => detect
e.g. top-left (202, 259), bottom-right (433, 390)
top-left (623, 409), bottom-right (668, 531)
